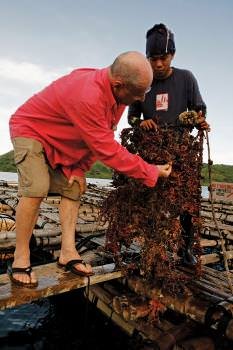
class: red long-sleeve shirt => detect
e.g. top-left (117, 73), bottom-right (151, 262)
top-left (9, 67), bottom-right (159, 187)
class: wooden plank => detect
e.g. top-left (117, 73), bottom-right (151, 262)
top-left (0, 262), bottom-right (121, 311)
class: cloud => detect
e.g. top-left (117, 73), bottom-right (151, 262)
top-left (0, 58), bottom-right (232, 165)
top-left (0, 58), bottom-right (62, 85)
top-left (0, 58), bottom-right (69, 155)
top-left (0, 106), bottom-right (15, 117)
top-left (209, 149), bottom-right (233, 165)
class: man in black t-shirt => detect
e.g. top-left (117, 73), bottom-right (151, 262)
top-left (128, 24), bottom-right (210, 265)
top-left (128, 23), bottom-right (209, 130)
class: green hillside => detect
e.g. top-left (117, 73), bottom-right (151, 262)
top-left (0, 151), bottom-right (232, 183)
top-left (0, 151), bottom-right (112, 179)
top-left (86, 160), bottom-right (113, 179)
top-left (201, 163), bottom-right (233, 185)
top-left (0, 151), bottom-right (16, 172)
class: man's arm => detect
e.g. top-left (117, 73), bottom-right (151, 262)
top-left (128, 101), bottom-right (157, 130)
top-left (127, 101), bottom-right (142, 126)
top-left (196, 111), bottom-right (210, 131)
top-left (187, 70), bottom-right (206, 113)
top-left (68, 100), bottom-right (171, 187)
top-left (140, 119), bottom-right (158, 130)
top-left (186, 70), bottom-right (209, 130)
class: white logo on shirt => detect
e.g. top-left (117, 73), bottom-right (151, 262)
top-left (156, 93), bottom-right (168, 111)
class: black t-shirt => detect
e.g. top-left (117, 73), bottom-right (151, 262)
top-left (128, 67), bottom-right (206, 126)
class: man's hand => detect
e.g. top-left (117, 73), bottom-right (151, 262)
top-left (196, 111), bottom-right (210, 131)
top-left (68, 175), bottom-right (87, 195)
top-left (140, 119), bottom-right (158, 131)
top-left (156, 162), bottom-right (172, 178)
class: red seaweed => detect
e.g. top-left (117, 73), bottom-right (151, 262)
top-left (101, 123), bottom-right (204, 295)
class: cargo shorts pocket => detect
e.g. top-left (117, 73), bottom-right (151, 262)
top-left (14, 149), bottom-right (32, 187)
top-left (14, 149), bottom-right (28, 164)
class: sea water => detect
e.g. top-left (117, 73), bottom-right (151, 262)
top-left (0, 171), bottom-right (209, 198)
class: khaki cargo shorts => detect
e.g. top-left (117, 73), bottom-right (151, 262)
top-left (12, 137), bottom-right (80, 201)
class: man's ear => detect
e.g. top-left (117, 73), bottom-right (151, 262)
top-left (112, 79), bottom-right (123, 89)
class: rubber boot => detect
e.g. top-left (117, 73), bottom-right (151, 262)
top-left (180, 212), bottom-right (197, 266)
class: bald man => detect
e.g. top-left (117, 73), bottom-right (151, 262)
top-left (9, 51), bottom-right (172, 287)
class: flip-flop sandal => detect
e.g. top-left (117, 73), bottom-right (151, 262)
top-left (7, 264), bottom-right (38, 288)
top-left (57, 259), bottom-right (94, 277)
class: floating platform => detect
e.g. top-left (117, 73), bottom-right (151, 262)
top-left (1, 180), bottom-right (233, 348)
top-left (0, 262), bottom-right (121, 311)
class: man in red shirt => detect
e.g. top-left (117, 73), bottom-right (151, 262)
top-left (9, 51), bottom-right (172, 287)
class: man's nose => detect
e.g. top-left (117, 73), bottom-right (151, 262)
top-left (154, 59), bottom-right (163, 67)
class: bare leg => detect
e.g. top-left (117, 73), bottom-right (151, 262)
top-left (58, 196), bottom-right (92, 274)
top-left (12, 197), bottom-right (43, 284)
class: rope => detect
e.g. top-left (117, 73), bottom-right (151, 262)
top-left (82, 276), bottom-right (91, 342)
top-left (89, 210), bottom-right (107, 270)
top-left (205, 130), bottom-right (233, 294)
top-left (178, 111), bottom-right (233, 293)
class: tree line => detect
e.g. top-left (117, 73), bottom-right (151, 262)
top-left (0, 151), bottom-right (232, 183)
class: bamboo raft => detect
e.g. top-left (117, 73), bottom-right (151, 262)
top-left (1, 181), bottom-right (233, 348)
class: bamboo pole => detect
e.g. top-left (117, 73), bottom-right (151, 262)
top-left (112, 295), bottom-right (151, 321)
top-left (127, 276), bottom-right (208, 324)
top-left (200, 253), bottom-right (220, 265)
top-left (177, 336), bottom-right (215, 350)
top-left (200, 239), bottom-right (221, 247)
top-left (127, 276), bottom-right (233, 341)
top-left (0, 203), bottom-right (12, 212)
top-left (89, 284), bottom-right (196, 346)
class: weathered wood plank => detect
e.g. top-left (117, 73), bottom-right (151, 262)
top-left (0, 262), bottom-right (121, 311)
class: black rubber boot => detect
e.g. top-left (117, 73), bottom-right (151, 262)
top-left (180, 212), bottom-right (197, 266)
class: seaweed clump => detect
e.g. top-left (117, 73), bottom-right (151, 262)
top-left (101, 123), bottom-right (204, 295)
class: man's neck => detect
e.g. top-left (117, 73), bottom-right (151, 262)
top-left (155, 67), bottom-right (173, 80)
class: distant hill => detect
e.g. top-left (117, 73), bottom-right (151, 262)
top-left (0, 151), bottom-right (112, 179)
top-left (86, 160), bottom-right (113, 179)
top-left (201, 163), bottom-right (233, 185)
top-left (0, 151), bottom-right (232, 183)
top-left (0, 151), bottom-right (16, 172)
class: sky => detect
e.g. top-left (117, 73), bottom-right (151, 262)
top-left (0, 0), bottom-right (233, 165)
